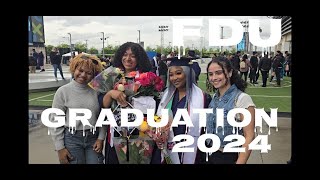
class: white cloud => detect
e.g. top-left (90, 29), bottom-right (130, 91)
top-left (44, 16), bottom-right (274, 50)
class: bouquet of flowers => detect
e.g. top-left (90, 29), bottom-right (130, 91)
top-left (88, 66), bottom-right (124, 94)
top-left (113, 132), bottom-right (155, 164)
top-left (89, 68), bottom-right (165, 164)
top-left (139, 115), bottom-right (173, 164)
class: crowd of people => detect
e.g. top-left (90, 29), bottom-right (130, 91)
top-left (47, 42), bottom-right (290, 164)
top-left (228, 50), bottom-right (291, 87)
top-left (29, 49), bottom-right (45, 73)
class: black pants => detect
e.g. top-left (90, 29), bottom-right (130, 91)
top-left (261, 70), bottom-right (268, 87)
top-left (275, 68), bottom-right (282, 86)
top-left (240, 71), bottom-right (248, 82)
top-left (250, 68), bottom-right (257, 83)
top-left (203, 150), bottom-right (238, 164)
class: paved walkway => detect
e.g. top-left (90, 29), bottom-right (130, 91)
top-left (29, 117), bottom-right (291, 164)
top-left (29, 64), bottom-right (71, 92)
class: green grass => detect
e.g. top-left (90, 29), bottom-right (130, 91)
top-left (29, 74), bottom-right (292, 112)
top-left (29, 90), bottom-right (56, 107)
top-left (198, 74), bottom-right (291, 112)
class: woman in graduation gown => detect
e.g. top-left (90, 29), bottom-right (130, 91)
top-left (152, 56), bottom-right (211, 164)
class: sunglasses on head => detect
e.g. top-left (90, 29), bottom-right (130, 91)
top-left (81, 55), bottom-right (98, 65)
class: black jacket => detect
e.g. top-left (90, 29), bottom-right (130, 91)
top-left (50, 51), bottom-right (61, 65)
top-left (258, 56), bottom-right (271, 71)
top-left (250, 56), bottom-right (258, 69)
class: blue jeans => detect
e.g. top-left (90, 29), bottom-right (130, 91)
top-left (52, 64), bottom-right (64, 79)
top-left (64, 129), bottom-right (104, 164)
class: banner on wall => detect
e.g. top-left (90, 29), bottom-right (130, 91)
top-left (31, 16), bottom-right (45, 43)
top-left (28, 17), bottom-right (33, 44)
top-left (236, 32), bottom-right (245, 51)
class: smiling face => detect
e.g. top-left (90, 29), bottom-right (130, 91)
top-left (121, 48), bottom-right (137, 73)
top-left (74, 65), bottom-right (94, 84)
top-left (207, 62), bottom-right (231, 90)
top-left (169, 66), bottom-right (186, 90)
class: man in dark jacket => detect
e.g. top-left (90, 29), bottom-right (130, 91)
top-left (32, 49), bottom-right (39, 70)
top-left (258, 54), bottom-right (272, 87)
top-left (187, 50), bottom-right (201, 84)
top-left (231, 51), bottom-right (241, 72)
top-left (271, 52), bottom-right (283, 86)
top-left (158, 54), bottom-right (168, 87)
top-left (249, 51), bottom-right (259, 84)
top-left (50, 47), bottom-right (65, 81)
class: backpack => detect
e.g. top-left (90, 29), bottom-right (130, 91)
top-left (240, 60), bottom-right (246, 69)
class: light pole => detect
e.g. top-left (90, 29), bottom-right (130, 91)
top-left (67, 33), bottom-right (72, 54)
top-left (158, 25), bottom-right (169, 54)
top-left (85, 40), bottom-right (88, 53)
top-left (100, 32), bottom-right (106, 58)
top-left (255, 27), bottom-right (262, 51)
top-left (200, 37), bottom-right (204, 58)
top-left (220, 26), bottom-right (224, 53)
top-left (106, 36), bottom-right (109, 47)
top-left (137, 30), bottom-right (140, 44)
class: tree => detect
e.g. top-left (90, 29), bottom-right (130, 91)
top-left (145, 46), bottom-right (153, 51)
top-left (57, 44), bottom-right (70, 49)
top-left (45, 45), bottom-right (54, 55)
top-left (155, 45), bottom-right (162, 54)
top-left (75, 42), bottom-right (87, 53)
top-left (88, 47), bottom-right (98, 55)
top-left (230, 47), bottom-right (236, 54)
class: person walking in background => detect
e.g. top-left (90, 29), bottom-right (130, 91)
top-left (187, 50), bottom-right (201, 84)
top-left (50, 47), bottom-right (65, 81)
top-left (231, 51), bottom-right (241, 73)
top-left (29, 56), bottom-right (37, 73)
top-left (32, 49), bottom-right (39, 70)
top-left (151, 53), bottom-right (160, 76)
top-left (285, 51), bottom-right (291, 77)
top-left (38, 51), bottom-right (45, 72)
top-left (158, 54), bottom-right (168, 87)
top-left (204, 56), bottom-right (255, 164)
top-left (258, 53), bottom-right (272, 87)
top-left (239, 54), bottom-right (251, 82)
top-left (270, 51), bottom-right (283, 87)
top-left (49, 54), bottom-right (105, 164)
top-left (249, 51), bottom-right (258, 84)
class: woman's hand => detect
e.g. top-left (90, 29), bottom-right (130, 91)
top-left (93, 139), bottom-right (104, 153)
top-left (103, 90), bottom-right (128, 108)
top-left (57, 148), bottom-right (73, 164)
top-left (109, 90), bottom-right (128, 107)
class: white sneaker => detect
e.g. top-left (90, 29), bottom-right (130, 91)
top-left (55, 77), bottom-right (58, 81)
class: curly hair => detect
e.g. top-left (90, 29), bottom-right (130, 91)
top-left (206, 56), bottom-right (247, 92)
top-left (69, 54), bottom-right (103, 77)
top-left (113, 42), bottom-right (152, 72)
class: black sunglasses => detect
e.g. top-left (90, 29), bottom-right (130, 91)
top-left (81, 55), bottom-right (98, 65)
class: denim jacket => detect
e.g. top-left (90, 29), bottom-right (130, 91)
top-left (206, 84), bottom-right (243, 147)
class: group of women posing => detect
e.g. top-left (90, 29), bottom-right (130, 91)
top-left (50, 42), bottom-right (255, 164)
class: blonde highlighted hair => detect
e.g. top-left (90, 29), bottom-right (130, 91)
top-left (69, 54), bottom-right (103, 76)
